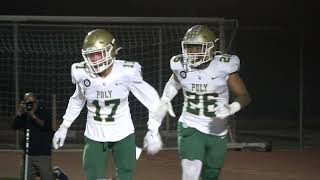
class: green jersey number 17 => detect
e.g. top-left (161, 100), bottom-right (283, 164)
top-left (92, 99), bottom-right (120, 122)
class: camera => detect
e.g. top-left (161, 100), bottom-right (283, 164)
top-left (23, 101), bottom-right (34, 111)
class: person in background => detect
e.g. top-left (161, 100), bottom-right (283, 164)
top-left (12, 92), bottom-right (69, 180)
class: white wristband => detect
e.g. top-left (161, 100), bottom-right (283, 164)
top-left (162, 75), bottom-right (180, 101)
top-left (61, 120), bottom-right (72, 129)
top-left (161, 96), bottom-right (171, 103)
top-left (229, 101), bottom-right (241, 115)
top-left (147, 118), bottom-right (161, 132)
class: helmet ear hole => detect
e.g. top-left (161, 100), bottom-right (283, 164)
top-left (207, 43), bottom-right (216, 56)
top-left (114, 47), bottom-right (122, 55)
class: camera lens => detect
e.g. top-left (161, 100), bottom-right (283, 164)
top-left (26, 101), bottom-right (33, 111)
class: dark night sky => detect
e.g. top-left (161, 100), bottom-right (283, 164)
top-left (1, 0), bottom-right (316, 43)
top-left (1, 0), bottom-right (314, 24)
top-left (1, 0), bottom-right (316, 42)
top-left (0, 0), bottom-right (317, 39)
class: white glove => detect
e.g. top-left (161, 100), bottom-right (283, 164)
top-left (143, 130), bottom-right (163, 155)
top-left (214, 101), bottom-right (241, 119)
top-left (152, 96), bottom-right (176, 121)
top-left (52, 124), bottom-right (69, 149)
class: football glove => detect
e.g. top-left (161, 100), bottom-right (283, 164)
top-left (152, 96), bottom-right (176, 121)
top-left (214, 101), bottom-right (241, 119)
top-left (52, 123), bottom-right (69, 149)
top-left (143, 130), bottom-right (163, 155)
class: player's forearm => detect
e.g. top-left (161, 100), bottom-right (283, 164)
top-left (234, 93), bottom-right (252, 109)
top-left (130, 80), bottom-right (164, 132)
top-left (161, 74), bottom-right (181, 101)
top-left (130, 80), bottom-right (160, 113)
top-left (62, 98), bottom-right (85, 127)
top-left (146, 75), bottom-right (179, 131)
top-left (62, 85), bottom-right (86, 128)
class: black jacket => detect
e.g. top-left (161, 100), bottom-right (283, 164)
top-left (12, 103), bottom-right (54, 156)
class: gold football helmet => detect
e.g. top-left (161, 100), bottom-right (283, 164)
top-left (181, 25), bottom-right (219, 68)
top-left (82, 29), bottom-right (118, 73)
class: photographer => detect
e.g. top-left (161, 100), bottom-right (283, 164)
top-left (12, 92), bottom-right (68, 180)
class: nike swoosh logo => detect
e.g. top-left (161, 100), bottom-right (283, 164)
top-left (211, 76), bottom-right (220, 80)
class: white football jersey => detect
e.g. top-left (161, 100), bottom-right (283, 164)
top-left (63, 60), bottom-right (159, 142)
top-left (170, 54), bottom-right (240, 136)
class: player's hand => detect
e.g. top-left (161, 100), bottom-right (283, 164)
top-left (143, 130), bottom-right (163, 155)
top-left (52, 124), bottom-right (68, 149)
top-left (214, 102), bottom-right (241, 119)
top-left (152, 96), bottom-right (176, 121)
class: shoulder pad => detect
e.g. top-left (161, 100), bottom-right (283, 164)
top-left (117, 60), bottom-right (143, 83)
top-left (170, 55), bottom-right (184, 70)
top-left (73, 61), bottom-right (87, 69)
top-left (215, 54), bottom-right (240, 74)
top-left (118, 60), bottom-right (141, 70)
top-left (120, 60), bottom-right (137, 68)
top-left (71, 61), bottom-right (89, 84)
top-left (170, 55), bottom-right (184, 63)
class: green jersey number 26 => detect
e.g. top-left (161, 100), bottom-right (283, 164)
top-left (185, 91), bottom-right (218, 117)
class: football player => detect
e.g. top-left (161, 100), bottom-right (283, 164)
top-left (153, 25), bottom-right (252, 180)
top-left (52, 29), bottom-right (162, 180)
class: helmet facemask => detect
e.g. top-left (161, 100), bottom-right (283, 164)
top-left (181, 41), bottom-right (216, 68)
top-left (82, 42), bottom-right (115, 74)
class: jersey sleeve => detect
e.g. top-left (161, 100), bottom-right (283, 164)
top-left (130, 80), bottom-right (160, 113)
top-left (123, 61), bottom-right (143, 83)
top-left (169, 54), bottom-right (184, 72)
top-left (226, 55), bottom-right (240, 74)
top-left (127, 62), bottom-right (160, 113)
top-left (61, 63), bottom-right (87, 127)
top-left (71, 61), bottom-right (87, 84)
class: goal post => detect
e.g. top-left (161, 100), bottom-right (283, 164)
top-left (0, 16), bottom-right (239, 148)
